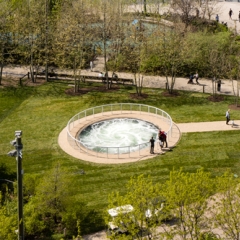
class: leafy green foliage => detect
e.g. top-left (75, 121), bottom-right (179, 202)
top-left (106, 175), bottom-right (164, 239)
top-left (0, 163), bottom-right (16, 203)
top-left (209, 172), bottom-right (240, 240)
top-left (106, 170), bottom-right (238, 239)
top-left (0, 205), bottom-right (18, 240)
top-left (162, 169), bottom-right (214, 239)
top-left (24, 162), bottom-right (74, 236)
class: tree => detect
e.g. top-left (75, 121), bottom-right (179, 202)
top-left (0, 0), bottom-right (17, 85)
top-left (104, 0), bottom-right (128, 88)
top-left (94, 0), bottom-right (120, 89)
top-left (0, 200), bottom-right (18, 240)
top-left (106, 175), bottom-right (166, 239)
top-left (209, 171), bottom-right (240, 240)
top-left (162, 168), bottom-right (214, 240)
top-left (53, 0), bottom-right (96, 93)
top-left (197, 0), bottom-right (219, 21)
top-left (9, 0), bottom-right (48, 83)
top-left (160, 29), bottom-right (185, 94)
top-left (8, 0), bottom-right (62, 83)
top-left (170, 0), bottom-right (198, 30)
top-left (0, 181), bottom-right (18, 240)
top-left (183, 31), bottom-right (233, 98)
top-left (24, 162), bottom-right (73, 237)
top-left (126, 19), bottom-right (148, 96)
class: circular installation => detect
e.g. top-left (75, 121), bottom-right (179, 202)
top-left (78, 118), bottom-right (159, 154)
top-left (58, 103), bottom-right (180, 164)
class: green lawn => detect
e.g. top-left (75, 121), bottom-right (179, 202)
top-left (1, 81), bottom-right (240, 234)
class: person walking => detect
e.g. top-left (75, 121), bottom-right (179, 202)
top-left (149, 136), bottom-right (155, 154)
top-left (195, 72), bottom-right (199, 85)
top-left (159, 129), bottom-right (168, 148)
top-left (158, 130), bottom-right (163, 149)
top-left (229, 9), bottom-right (233, 20)
top-left (226, 109), bottom-right (230, 125)
top-left (216, 14), bottom-right (219, 22)
top-left (238, 11), bottom-right (240, 22)
top-left (188, 74), bottom-right (194, 84)
top-left (90, 61), bottom-right (93, 71)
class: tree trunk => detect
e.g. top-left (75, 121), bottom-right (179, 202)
top-left (0, 59), bottom-right (3, 85)
top-left (45, 0), bottom-right (49, 82)
top-left (103, 3), bottom-right (109, 90)
top-left (143, 0), bottom-right (147, 15)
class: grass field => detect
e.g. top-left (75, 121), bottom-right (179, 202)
top-left (1, 81), bottom-right (240, 234)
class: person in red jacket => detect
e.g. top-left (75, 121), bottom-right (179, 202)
top-left (158, 129), bottom-right (168, 148)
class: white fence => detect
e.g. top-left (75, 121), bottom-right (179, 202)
top-left (67, 103), bottom-right (172, 158)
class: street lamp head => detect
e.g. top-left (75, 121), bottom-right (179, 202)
top-left (15, 131), bottom-right (22, 137)
top-left (10, 140), bottom-right (17, 146)
top-left (7, 150), bottom-right (17, 157)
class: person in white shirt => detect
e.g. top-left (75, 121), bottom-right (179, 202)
top-left (226, 109), bottom-right (230, 125)
top-left (90, 61), bottom-right (93, 71)
top-left (195, 72), bottom-right (199, 85)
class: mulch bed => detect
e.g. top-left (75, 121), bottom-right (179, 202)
top-left (129, 93), bottom-right (148, 99)
top-left (207, 95), bottom-right (224, 102)
top-left (228, 104), bottom-right (240, 111)
top-left (207, 95), bottom-right (240, 111)
top-left (162, 91), bottom-right (180, 97)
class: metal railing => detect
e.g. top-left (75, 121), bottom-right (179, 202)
top-left (67, 103), bottom-right (172, 158)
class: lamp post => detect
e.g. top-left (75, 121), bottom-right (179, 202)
top-left (7, 130), bottom-right (24, 240)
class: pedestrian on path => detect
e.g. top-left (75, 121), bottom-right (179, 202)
top-left (226, 109), bottom-right (230, 125)
top-left (90, 61), bottom-right (93, 71)
top-left (188, 74), bottom-right (194, 84)
top-left (158, 133), bottom-right (163, 149)
top-left (159, 129), bottom-right (168, 148)
top-left (195, 72), bottom-right (199, 85)
top-left (149, 136), bottom-right (155, 154)
top-left (238, 11), bottom-right (240, 22)
top-left (216, 14), bottom-right (219, 22)
top-left (229, 8), bottom-right (233, 20)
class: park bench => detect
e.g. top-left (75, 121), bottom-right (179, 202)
top-left (80, 75), bottom-right (134, 85)
top-left (30, 71), bottom-right (72, 79)
top-left (27, 71), bottom-right (134, 85)
top-left (80, 75), bottom-right (105, 83)
top-left (117, 78), bottom-right (134, 85)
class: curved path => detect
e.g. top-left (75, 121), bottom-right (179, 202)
top-left (58, 112), bottom-right (240, 164)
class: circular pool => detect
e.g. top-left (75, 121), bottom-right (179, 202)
top-left (78, 118), bottom-right (159, 154)
top-left (65, 103), bottom-right (174, 161)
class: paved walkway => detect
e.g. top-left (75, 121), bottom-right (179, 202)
top-left (2, 60), bottom-right (239, 96)
top-left (178, 120), bottom-right (240, 132)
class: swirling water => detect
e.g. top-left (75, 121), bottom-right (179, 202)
top-left (78, 118), bottom-right (158, 154)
